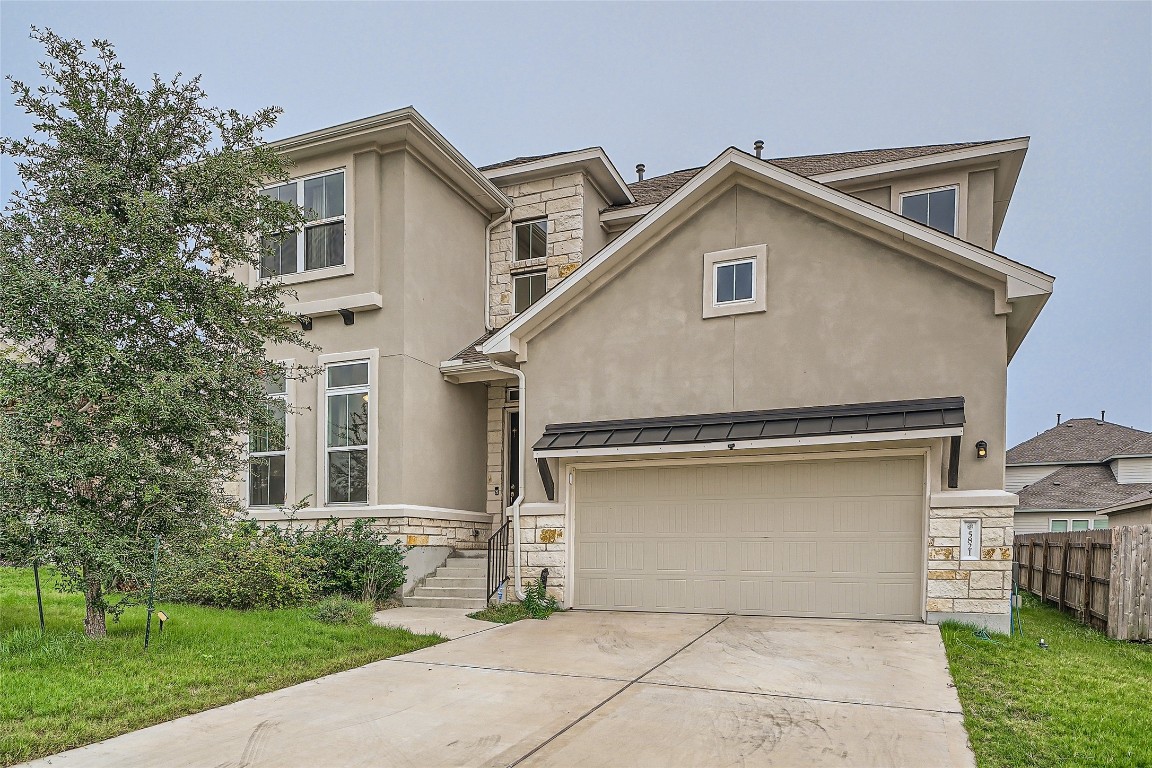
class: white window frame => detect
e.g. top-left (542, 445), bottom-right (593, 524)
top-left (513, 269), bottom-right (548, 314)
top-left (702, 244), bottom-right (768, 319)
top-left (258, 167), bottom-right (352, 285)
top-left (899, 185), bottom-right (959, 237)
top-left (317, 349), bottom-right (378, 508)
top-left (245, 359), bottom-right (295, 510)
top-left (1049, 518), bottom-right (1094, 533)
top-left (513, 218), bottom-right (549, 262)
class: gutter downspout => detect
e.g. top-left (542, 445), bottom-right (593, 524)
top-left (484, 207), bottom-right (513, 332)
top-left (489, 360), bottom-right (526, 600)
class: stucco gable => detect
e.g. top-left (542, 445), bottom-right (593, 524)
top-left (483, 149), bottom-right (1052, 362)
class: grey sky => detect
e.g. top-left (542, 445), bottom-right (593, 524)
top-left (3, 1), bottom-right (1149, 446)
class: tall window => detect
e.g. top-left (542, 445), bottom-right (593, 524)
top-left (514, 219), bottom-right (548, 261)
top-left (326, 361), bottom-right (369, 504)
top-left (900, 186), bottom-right (957, 236)
top-left (249, 370), bottom-right (287, 507)
top-left (514, 270), bottom-right (547, 313)
top-left (261, 170), bottom-right (345, 278)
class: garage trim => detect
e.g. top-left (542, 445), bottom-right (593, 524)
top-left (561, 447), bottom-right (932, 620)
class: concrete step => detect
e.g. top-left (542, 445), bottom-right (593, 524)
top-left (403, 595), bottom-right (487, 609)
top-left (412, 586), bottom-right (487, 599)
top-left (451, 550), bottom-right (488, 558)
top-left (444, 557), bottom-right (487, 570)
top-left (435, 567), bottom-right (490, 579)
top-left (424, 576), bottom-right (488, 589)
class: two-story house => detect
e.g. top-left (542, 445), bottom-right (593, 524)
top-left (240, 106), bottom-right (1054, 633)
top-left (1007, 416), bottom-right (1152, 532)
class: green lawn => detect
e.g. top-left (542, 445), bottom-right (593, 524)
top-left (0, 567), bottom-right (443, 766)
top-left (468, 601), bottom-right (532, 624)
top-left (941, 593), bottom-right (1152, 768)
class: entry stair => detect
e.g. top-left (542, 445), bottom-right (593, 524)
top-left (403, 550), bottom-right (489, 610)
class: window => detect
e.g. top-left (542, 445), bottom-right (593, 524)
top-left (1050, 518), bottom-right (1097, 533)
top-left (514, 219), bottom-right (548, 261)
top-left (1093, 519), bottom-right (1109, 529)
top-left (714, 259), bottom-right (755, 305)
top-left (900, 186), bottom-right (957, 236)
top-left (249, 369), bottom-right (287, 507)
top-left (325, 361), bottom-right (369, 504)
top-left (514, 270), bottom-right (547, 313)
top-left (260, 170), bottom-right (345, 278)
top-left (1049, 520), bottom-right (1068, 533)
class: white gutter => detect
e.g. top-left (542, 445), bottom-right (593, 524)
top-left (484, 207), bottom-right (513, 331)
top-left (489, 361), bottom-right (527, 600)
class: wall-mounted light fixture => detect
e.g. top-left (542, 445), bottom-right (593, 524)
top-left (975, 440), bottom-right (988, 459)
top-left (298, 316), bottom-right (313, 331)
top-left (338, 308), bottom-right (355, 326)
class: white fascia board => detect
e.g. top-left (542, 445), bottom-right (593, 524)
top-left (533, 427), bottom-right (962, 460)
top-left (809, 138), bottom-right (1031, 184)
top-left (600, 204), bottom-right (656, 227)
top-left (268, 107), bottom-right (512, 213)
top-left (482, 148), bottom-right (635, 205)
top-left (286, 292), bottom-right (382, 317)
top-left (484, 147), bottom-right (1053, 359)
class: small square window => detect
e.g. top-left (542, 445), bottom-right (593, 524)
top-left (514, 220), bottom-right (548, 261)
top-left (1070, 519), bottom-right (1090, 531)
top-left (1092, 519), bottom-right (1109, 530)
top-left (514, 271), bottom-right (547, 313)
top-left (715, 259), bottom-right (755, 305)
top-left (900, 186), bottom-right (957, 236)
top-left (1049, 520), bottom-right (1069, 533)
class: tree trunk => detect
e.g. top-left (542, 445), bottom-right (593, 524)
top-left (83, 568), bottom-right (107, 638)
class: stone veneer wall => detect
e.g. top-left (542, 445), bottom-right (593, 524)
top-left (486, 384), bottom-right (507, 519)
top-left (926, 503), bottom-right (1013, 631)
top-left (265, 515), bottom-right (488, 551)
top-left (489, 172), bottom-right (587, 329)
top-left (513, 511), bottom-right (568, 601)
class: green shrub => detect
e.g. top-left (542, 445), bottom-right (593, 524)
top-left (521, 579), bottom-right (559, 619)
top-left (309, 595), bottom-right (374, 626)
top-left (162, 522), bottom-right (320, 609)
top-left (286, 519), bottom-right (406, 603)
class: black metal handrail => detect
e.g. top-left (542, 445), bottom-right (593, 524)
top-left (486, 520), bottom-right (510, 602)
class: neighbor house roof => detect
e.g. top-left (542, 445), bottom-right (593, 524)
top-left (1015, 464), bottom-right (1152, 510)
top-left (605, 139), bottom-right (1011, 212)
top-left (1096, 489), bottom-right (1152, 517)
top-left (1006, 419), bottom-right (1152, 465)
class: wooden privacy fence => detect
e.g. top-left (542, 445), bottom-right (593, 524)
top-left (1015, 526), bottom-right (1151, 641)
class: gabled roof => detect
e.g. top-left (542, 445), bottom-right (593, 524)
top-left (479, 147), bottom-right (634, 206)
top-left (483, 146), bottom-right (1053, 361)
top-left (1007, 419), bottom-right (1152, 465)
top-left (1016, 464), bottom-right (1152, 511)
top-left (1097, 489), bottom-right (1152, 516)
top-left (478, 149), bottom-right (592, 172)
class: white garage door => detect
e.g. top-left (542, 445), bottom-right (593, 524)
top-left (573, 455), bottom-right (925, 620)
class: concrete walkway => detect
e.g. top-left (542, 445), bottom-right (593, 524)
top-left (372, 606), bottom-right (498, 639)
top-left (23, 612), bottom-right (974, 768)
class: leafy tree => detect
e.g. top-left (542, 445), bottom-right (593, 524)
top-left (0, 29), bottom-right (309, 636)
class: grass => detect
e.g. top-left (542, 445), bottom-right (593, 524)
top-left (468, 601), bottom-right (531, 623)
top-left (0, 567), bottom-right (443, 766)
top-left (941, 593), bottom-right (1152, 768)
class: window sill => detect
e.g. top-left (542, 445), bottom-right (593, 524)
top-left (262, 263), bottom-right (353, 286)
top-left (511, 257), bottom-right (548, 274)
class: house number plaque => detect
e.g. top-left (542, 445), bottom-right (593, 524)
top-left (960, 519), bottom-right (981, 561)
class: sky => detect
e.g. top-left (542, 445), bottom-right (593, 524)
top-left (2, 1), bottom-right (1149, 446)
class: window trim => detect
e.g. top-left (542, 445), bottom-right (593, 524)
top-left (513, 269), bottom-right (548, 314)
top-left (899, 184), bottom-right (959, 237)
top-left (1049, 518), bottom-right (1101, 533)
top-left (702, 244), bottom-right (768, 319)
top-left (317, 349), bottom-right (378, 508)
top-left (256, 166), bottom-right (353, 286)
top-left (245, 359), bottom-right (295, 510)
top-left (513, 218), bottom-right (549, 262)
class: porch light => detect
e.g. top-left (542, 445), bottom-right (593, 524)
top-left (975, 440), bottom-right (988, 459)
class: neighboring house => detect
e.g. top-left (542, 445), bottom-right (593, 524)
top-left (1006, 419), bottom-right (1152, 532)
top-left (240, 106), bottom-right (1055, 633)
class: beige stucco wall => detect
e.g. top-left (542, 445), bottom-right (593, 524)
top-left (247, 146), bottom-right (489, 516)
top-left (520, 183), bottom-right (1009, 501)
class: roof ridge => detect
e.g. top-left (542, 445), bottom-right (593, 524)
top-left (766, 138), bottom-right (1018, 163)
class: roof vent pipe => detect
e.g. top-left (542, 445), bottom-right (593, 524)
top-left (1100, 410), bottom-right (1106, 424)
top-left (636, 163), bottom-right (645, 182)
top-left (754, 140), bottom-right (764, 159)
top-left (1056, 413), bottom-right (1061, 425)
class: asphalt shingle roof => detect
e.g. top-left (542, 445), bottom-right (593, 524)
top-left (1006, 419), bottom-right (1152, 465)
top-left (445, 329), bottom-right (497, 365)
top-left (478, 149), bottom-right (595, 172)
top-left (1016, 464), bottom-right (1152, 510)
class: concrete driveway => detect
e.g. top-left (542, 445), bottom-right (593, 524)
top-left (25, 612), bottom-right (974, 768)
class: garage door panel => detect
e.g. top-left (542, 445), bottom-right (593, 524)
top-left (574, 456), bottom-right (924, 620)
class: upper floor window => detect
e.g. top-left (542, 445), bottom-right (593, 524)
top-left (325, 361), bottom-right (369, 505)
top-left (514, 270), bottom-right (547, 313)
top-left (249, 369), bottom-right (288, 507)
top-left (514, 219), bottom-right (548, 261)
top-left (900, 186), bottom-right (957, 236)
top-left (260, 170), bottom-right (345, 278)
top-left (714, 258), bottom-right (755, 305)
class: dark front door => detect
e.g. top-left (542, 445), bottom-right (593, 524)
top-left (507, 410), bottom-right (520, 506)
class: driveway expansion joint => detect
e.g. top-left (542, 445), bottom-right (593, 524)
top-left (635, 679), bottom-right (964, 715)
top-left (386, 656), bottom-right (633, 684)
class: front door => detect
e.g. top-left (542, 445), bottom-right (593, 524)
top-left (506, 410), bottom-right (520, 506)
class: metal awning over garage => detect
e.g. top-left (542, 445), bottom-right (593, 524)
top-left (533, 397), bottom-right (965, 455)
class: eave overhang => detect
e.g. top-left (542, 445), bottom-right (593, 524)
top-left (483, 148), bottom-right (1053, 362)
top-left (482, 147), bottom-right (635, 206)
top-left (268, 107), bottom-right (512, 215)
